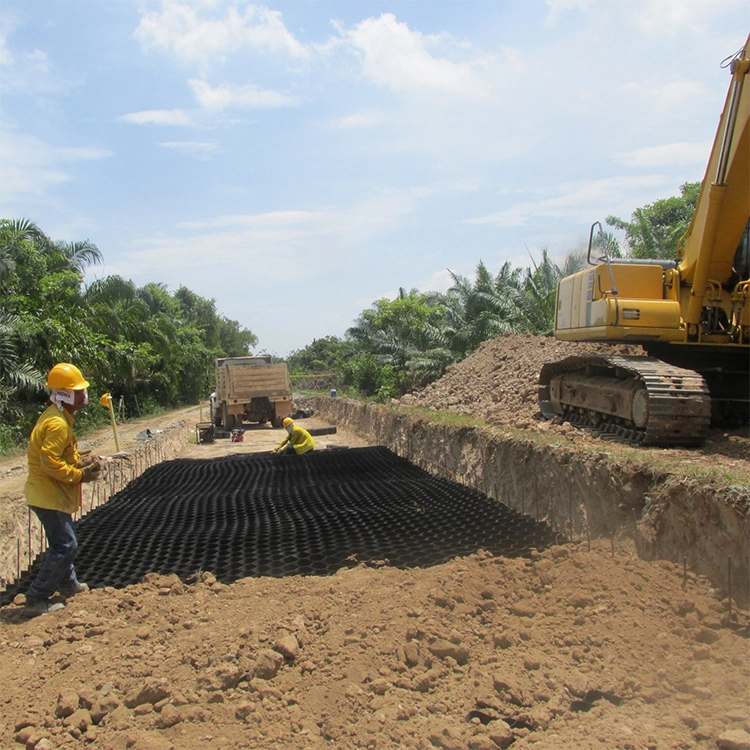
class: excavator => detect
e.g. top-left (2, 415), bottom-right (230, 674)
top-left (539, 34), bottom-right (749, 446)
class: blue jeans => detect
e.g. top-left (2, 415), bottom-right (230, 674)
top-left (26, 507), bottom-right (81, 600)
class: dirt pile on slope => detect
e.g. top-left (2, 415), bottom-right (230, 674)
top-left (404, 333), bottom-right (750, 468)
top-left (405, 335), bottom-right (644, 427)
top-left (1, 542), bottom-right (748, 750)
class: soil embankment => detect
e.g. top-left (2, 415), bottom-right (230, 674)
top-left (0, 333), bottom-right (748, 750)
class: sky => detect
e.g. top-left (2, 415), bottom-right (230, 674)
top-left (1, 1), bottom-right (748, 357)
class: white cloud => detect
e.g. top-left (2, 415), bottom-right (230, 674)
top-left (57, 147), bottom-right (113, 161)
top-left (414, 268), bottom-right (456, 294)
top-left (114, 190), bottom-right (418, 286)
top-left (134, 0), bottom-right (309, 68)
top-left (620, 80), bottom-right (709, 110)
top-left (465, 175), bottom-right (670, 228)
top-left (0, 30), bottom-right (13, 66)
top-left (546, 0), bottom-right (746, 35)
top-left (159, 140), bottom-right (219, 160)
top-left (329, 112), bottom-right (379, 129)
top-left (188, 79), bottom-right (299, 109)
top-left (177, 210), bottom-right (326, 230)
top-left (616, 141), bottom-right (710, 168)
top-left (340, 13), bottom-right (491, 100)
top-left (120, 109), bottom-right (193, 126)
top-left (0, 127), bottom-right (109, 202)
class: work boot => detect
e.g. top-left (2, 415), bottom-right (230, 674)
top-left (60, 582), bottom-right (89, 597)
top-left (23, 597), bottom-right (65, 617)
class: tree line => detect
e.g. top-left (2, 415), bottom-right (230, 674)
top-left (288, 182), bottom-right (701, 399)
top-left (1, 182), bottom-right (699, 451)
top-left (0, 219), bottom-right (257, 452)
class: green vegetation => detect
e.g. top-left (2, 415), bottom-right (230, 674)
top-left (606, 182), bottom-right (700, 260)
top-left (0, 218), bottom-right (256, 453)
top-left (289, 183), bottom-right (701, 400)
top-left (2, 183), bottom-right (701, 449)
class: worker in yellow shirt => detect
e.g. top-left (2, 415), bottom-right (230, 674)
top-left (274, 417), bottom-right (315, 455)
top-left (23, 363), bottom-right (101, 617)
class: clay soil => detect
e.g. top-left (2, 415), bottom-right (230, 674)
top-left (1, 335), bottom-right (749, 750)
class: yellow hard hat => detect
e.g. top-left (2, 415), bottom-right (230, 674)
top-left (283, 417), bottom-right (294, 428)
top-left (46, 363), bottom-right (90, 390)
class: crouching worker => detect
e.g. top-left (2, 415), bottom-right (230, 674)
top-left (274, 417), bottom-right (315, 456)
top-left (23, 363), bottom-right (101, 617)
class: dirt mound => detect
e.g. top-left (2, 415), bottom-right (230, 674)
top-left (406, 335), bottom-right (643, 427)
top-left (2, 543), bottom-right (748, 750)
top-left (404, 333), bottom-right (749, 468)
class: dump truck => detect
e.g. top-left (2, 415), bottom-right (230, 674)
top-left (212, 356), bottom-right (293, 430)
top-left (538, 34), bottom-right (750, 446)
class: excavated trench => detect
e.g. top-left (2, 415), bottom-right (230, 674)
top-left (1, 447), bottom-right (557, 604)
top-left (311, 397), bottom-right (750, 607)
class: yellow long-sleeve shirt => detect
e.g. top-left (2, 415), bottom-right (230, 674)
top-left (276, 424), bottom-right (315, 455)
top-left (25, 404), bottom-right (84, 514)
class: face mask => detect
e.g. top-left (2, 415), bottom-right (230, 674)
top-left (286, 425), bottom-right (293, 434)
top-left (50, 389), bottom-right (75, 411)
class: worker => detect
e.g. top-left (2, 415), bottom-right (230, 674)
top-left (274, 417), bottom-right (315, 456)
top-left (23, 363), bottom-right (101, 617)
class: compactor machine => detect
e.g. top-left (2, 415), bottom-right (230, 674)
top-left (539, 35), bottom-right (750, 446)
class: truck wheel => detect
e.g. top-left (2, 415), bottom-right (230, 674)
top-left (225, 414), bottom-right (236, 430)
top-left (272, 416), bottom-right (282, 429)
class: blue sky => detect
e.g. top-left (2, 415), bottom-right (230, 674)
top-left (1, 1), bottom-right (747, 356)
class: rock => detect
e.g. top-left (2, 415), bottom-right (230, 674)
top-left (427, 723), bottom-right (466, 750)
top-left (55, 690), bottom-right (80, 718)
top-left (717, 730), bottom-right (750, 750)
top-left (370, 678), bottom-right (390, 695)
top-left (124, 678), bottom-right (171, 708)
top-left (428, 638), bottom-right (470, 665)
top-left (101, 705), bottom-right (131, 731)
top-left (63, 708), bottom-right (92, 732)
top-left (253, 649), bottom-right (283, 680)
top-left (235, 701), bottom-right (257, 721)
top-left (509, 600), bottom-right (536, 618)
top-left (153, 703), bottom-right (181, 729)
top-left (694, 627), bottom-right (720, 645)
top-left (488, 719), bottom-right (515, 749)
top-left (404, 641), bottom-right (420, 667)
top-left (273, 635), bottom-right (299, 661)
top-left (197, 665), bottom-right (244, 691)
top-left (90, 696), bottom-right (120, 725)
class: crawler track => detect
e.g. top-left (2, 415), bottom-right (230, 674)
top-left (2, 447), bottom-right (557, 604)
top-left (539, 354), bottom-right (712, 446)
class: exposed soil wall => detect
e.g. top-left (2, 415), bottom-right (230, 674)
top-left (312, 396), bottom-right (750, 606)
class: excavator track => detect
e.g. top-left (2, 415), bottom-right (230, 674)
top-left (538, 354), bottom-right (712, 446)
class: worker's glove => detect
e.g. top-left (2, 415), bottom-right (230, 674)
top-left (80, 461), bottom-right (101, 483)
top-left (78, 450), bottom-right (97, 469)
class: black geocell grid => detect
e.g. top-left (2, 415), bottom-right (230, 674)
top-left (2, 447), bottom-right (558, 602)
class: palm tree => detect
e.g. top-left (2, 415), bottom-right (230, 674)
top-left (0, 311), bottom-right (44, 393)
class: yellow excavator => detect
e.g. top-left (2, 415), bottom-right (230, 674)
top-left (539, 34), bottom-right (750, 446)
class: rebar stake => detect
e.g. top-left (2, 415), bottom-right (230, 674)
top-left (683, 556), bottom-right (687, 589)
top-left (610, 534), bottom-right (615, 558)
top-left (728, 556), bottom-right (733, 621)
